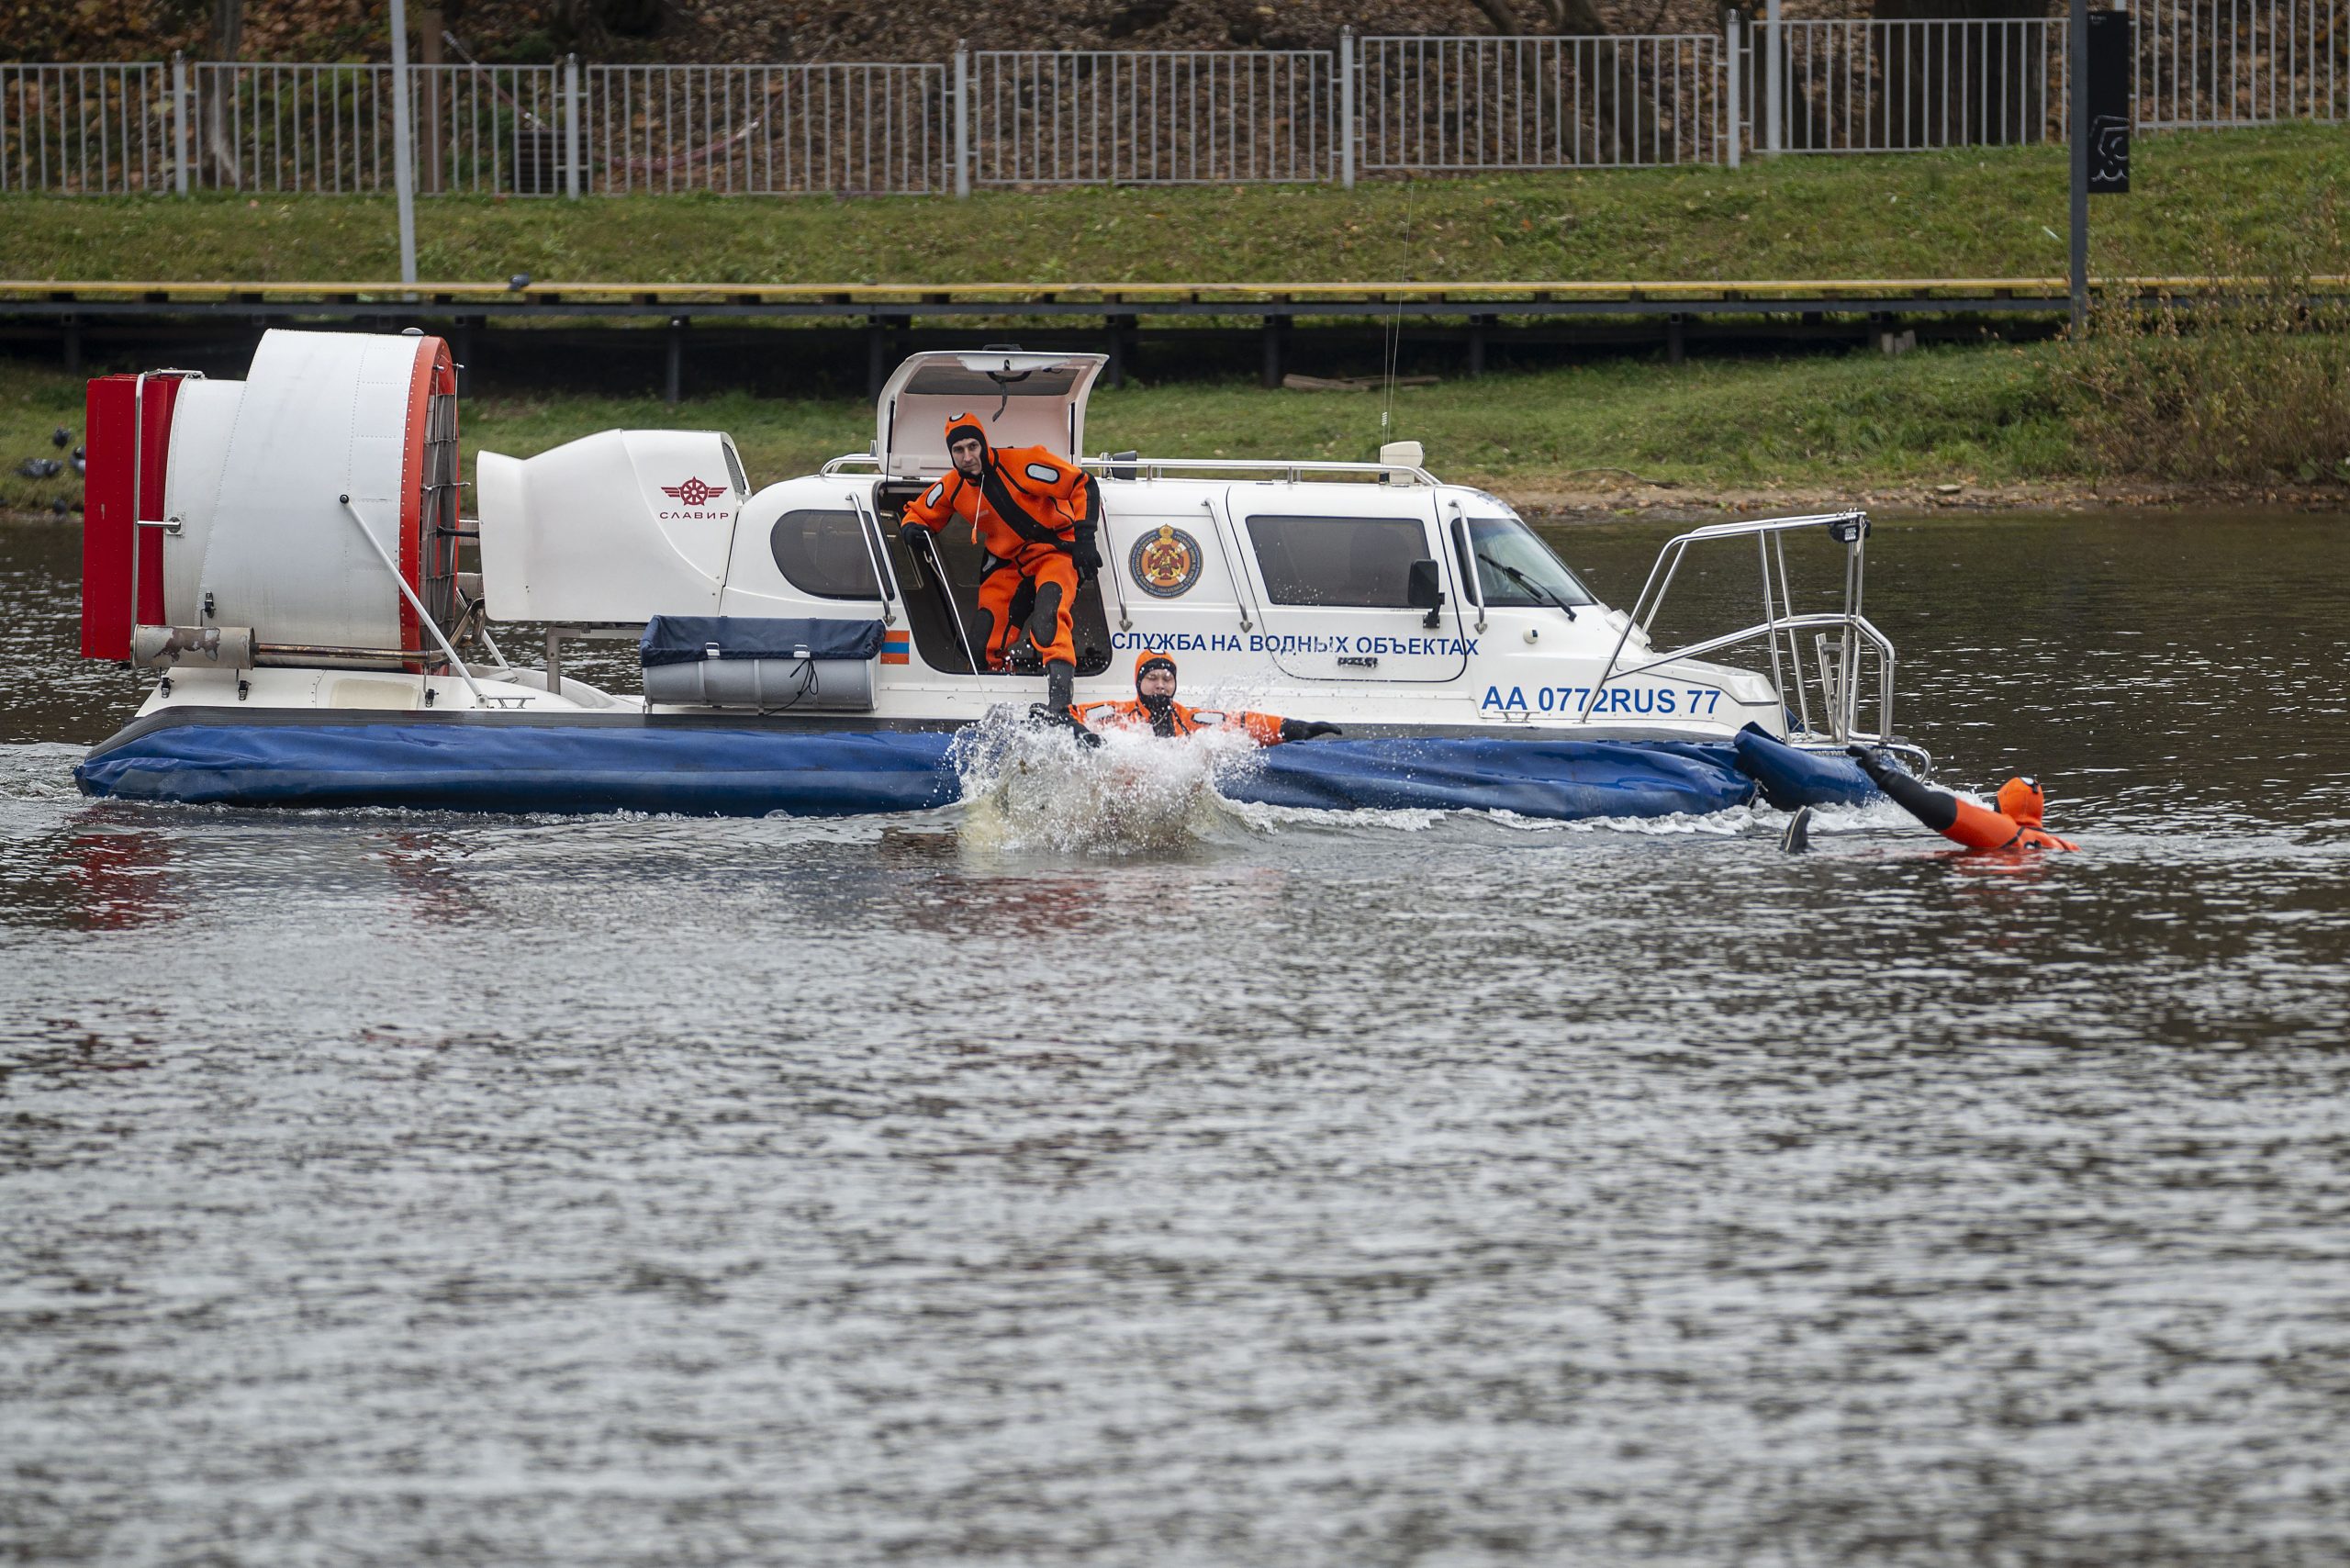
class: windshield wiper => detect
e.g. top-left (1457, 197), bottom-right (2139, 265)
top-left (1477, 552), bottom-right (1578, 620)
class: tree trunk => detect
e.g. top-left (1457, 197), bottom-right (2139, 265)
top-left (204, 0), bottom-right (241, 187)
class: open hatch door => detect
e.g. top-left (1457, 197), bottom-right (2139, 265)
top-left (876, 351), bottom-right (1107, 479)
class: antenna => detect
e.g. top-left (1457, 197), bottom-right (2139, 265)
top-left (1380, 174), bottom-right (1420, 456)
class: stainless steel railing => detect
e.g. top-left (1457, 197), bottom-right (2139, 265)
top-left (1581, 510), bottom-right (1900, 747)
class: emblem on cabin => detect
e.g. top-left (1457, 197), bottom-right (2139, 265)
top-left (1130, 524), bottom-right (1203, 599)
top-left (660, 477), bottom-right (729, 507)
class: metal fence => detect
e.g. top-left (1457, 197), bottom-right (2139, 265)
top-left (1759, 17), bottom-right (2070, 153)
top-left (2137, 0), bottom-right (2347, 125)
top-left (968, 50), bottom-right (1335, 185)
top-left (2, 62), bottom-right (171, 193)
top-left (587, 62), bottom-right (946, 195)
top-left (185, 62), bottom-right (565, 194)
top-left (1360, 33), bottom-right (1731, 168)
top-left (4, 5), bottom-right (2344, 197)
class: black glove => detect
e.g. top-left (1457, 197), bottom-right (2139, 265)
top-left (898, 521), bottom-right (932, 553)
top-left (1071, 525), bottom-right (1102, 581)
top-left (1845, 744), bottom-right (1895, 785)
top-left (1281, 719), bottom-right (1344, 742)
top-left (1030, 703), bottom-right (1102, 747)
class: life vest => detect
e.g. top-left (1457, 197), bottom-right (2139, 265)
top-left (1071, 696), bottom-right (1289, 745)
top-left (901, 435), bottom-right (1094, 562)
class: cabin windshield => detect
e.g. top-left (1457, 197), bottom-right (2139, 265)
top-left (1463, 515), bottom-right (1597, 610)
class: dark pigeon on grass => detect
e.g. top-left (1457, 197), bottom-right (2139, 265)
top-left (17, 457), bottom-right (63, 479)
top-left (50, 426), bottom-right (71, 449)
top-left (72, 446), bottom-right (86, 476)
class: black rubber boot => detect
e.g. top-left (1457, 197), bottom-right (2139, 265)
top-left (1027, 661), bottom-right (1099, 746)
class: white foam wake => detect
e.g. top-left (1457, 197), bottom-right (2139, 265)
top-left (950, 711), bottom-right (1262, 854)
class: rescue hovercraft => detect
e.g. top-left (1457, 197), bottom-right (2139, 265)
top-left (73, 330), bottom-right (1911, 822)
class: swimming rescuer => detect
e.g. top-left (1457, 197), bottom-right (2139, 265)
top-left (1847, 746), bottom-right (2078, 851)
top-left (1072, 652), bottom-right (1344, 744)
top-left (897, 412), bottom-right (1102, 715)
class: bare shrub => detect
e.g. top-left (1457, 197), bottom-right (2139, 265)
top-left (2057, 209), bottom-right (2350, 485)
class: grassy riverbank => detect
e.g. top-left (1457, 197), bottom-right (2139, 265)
top-left (10, 335), bottom-right (2346, 520)
top-left (2, 126), bottom-right (2344, 286)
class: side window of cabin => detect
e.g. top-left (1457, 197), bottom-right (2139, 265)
top-left (1245, 515), bottom-right (1429, 608)
top-left (769, 509), bottom-right (881, 599)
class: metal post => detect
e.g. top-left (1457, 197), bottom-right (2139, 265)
top-left (666, 317), bottom-right (686, 406)
top-left (564, 53), bottom-right (581, 198)
top-left (1764, 0), bottom-right (1783, 154)
top-left (172, 52), bottom-right (189, 195)
top-left (1726, 12), bottom-right (1742, 167)
top-left (2069, 0), bottom-right (2087, 337)
top-left (389, 0), bottom-right (419, 288)
top-left (1339, 28), bottom-right (1355, 188)
top-left (953, 43), bottom-right (970, 198)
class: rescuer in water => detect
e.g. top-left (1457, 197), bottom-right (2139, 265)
top-left (1072, 652), bottom-right (1344, 745)
top-left (1847, 745), bottom-right (2079, 851)
top-left (899, 412), bottom-right (1102, 716)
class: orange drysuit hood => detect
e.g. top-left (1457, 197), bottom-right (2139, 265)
top-left (1997, 776), bottom-right (2045, 825)
top-left (1135, 650), bottom-right (1178, 688)
top-left (944, 412), bottom-right (988, 452)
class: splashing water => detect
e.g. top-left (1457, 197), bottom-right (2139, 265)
top-left (951, 710), bottom-right (1264, 854)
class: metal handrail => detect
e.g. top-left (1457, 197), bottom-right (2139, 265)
top-left (339, 494), bottom-right (487, 705)
top-left (846, 488), bottom-right (901, 626)
top-left (1578, 510), bottom-right (1893, 743)
top-left (822, 452), bottom-right (1441, 486)
top-left (1199, 493), bottom-right (1260, 634)
top-left (1083, 455), bottom-right (1437, 485)
top-left (1597, 611), bottom-right (1897, 744)
top-left (1446, 499), bottom-right (1487, 633)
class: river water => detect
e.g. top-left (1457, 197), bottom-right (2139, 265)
top-left (4, 511), bottom-right (2346, 1566)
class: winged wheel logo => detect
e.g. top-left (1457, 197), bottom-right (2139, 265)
top-left (660, 477), bottom-right (728, 508)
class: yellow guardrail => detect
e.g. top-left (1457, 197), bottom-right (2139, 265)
top-left (5, 276), bottom-right (2343, 306)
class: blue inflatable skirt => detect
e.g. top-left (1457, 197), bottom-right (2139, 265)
top-left (1730, 725), bottom-right (1883, 811)
top-left (76, 721), bottom-right (966, 817)
top-left (77, 715), bottom-right (1873, 823)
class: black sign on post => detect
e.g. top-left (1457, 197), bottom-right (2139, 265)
top-left (2086, 9), bottom-right (2132, 194)
top-left (2068, 4), bottom-right (2132, 335)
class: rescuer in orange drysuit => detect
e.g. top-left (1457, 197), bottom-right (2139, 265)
top-left (1072, 651), bottom-right (1344, 745)
top-left (898, 412), bottom-right (1102, 715)
top-left (1848, 746), bottom-right (2079, 851)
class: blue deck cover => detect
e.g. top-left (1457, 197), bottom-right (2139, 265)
top-left (79, 717), bottom-right (1877, 822)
